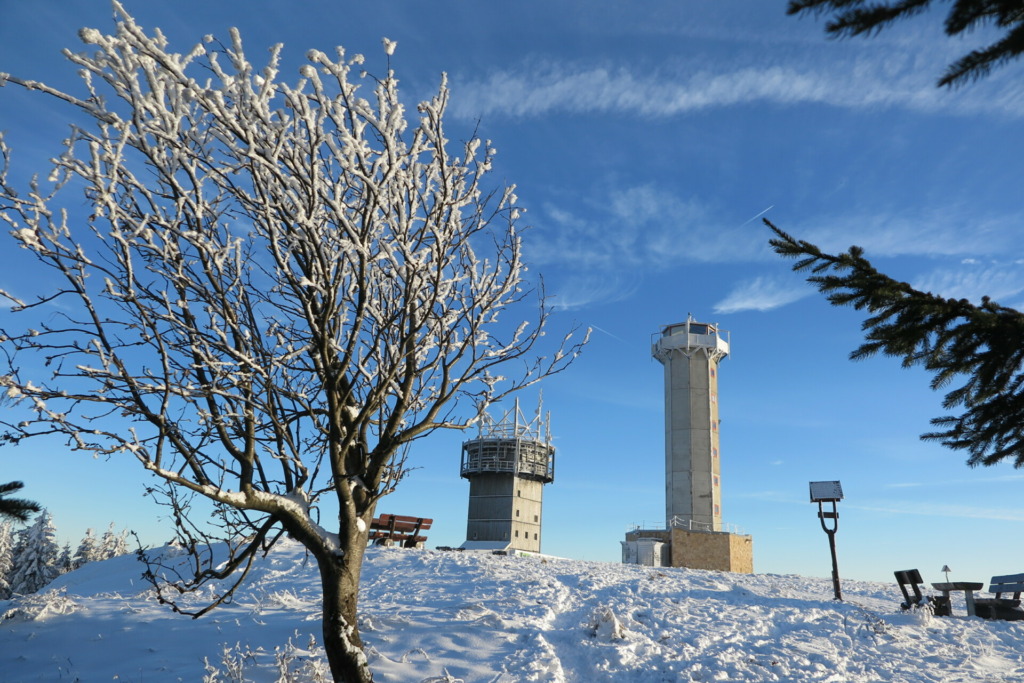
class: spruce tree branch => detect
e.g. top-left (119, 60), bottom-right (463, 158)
top-left (787, 0), bottom-right (1024, 87)
top-left (765, 218), bottom-right (1024, 468)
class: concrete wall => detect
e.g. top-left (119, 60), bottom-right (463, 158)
top-left (663, 349), bottom-right (723, 531)
top-left (510, 478), bottom-right (544, 552)
top-left (465, 473), bottom-right (544, 553)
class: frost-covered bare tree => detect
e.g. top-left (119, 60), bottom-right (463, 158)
top-left (0, 5), bottom-right (586, 681)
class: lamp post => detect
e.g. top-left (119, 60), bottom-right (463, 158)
top-left (809, 480), bottom-right (844, 601)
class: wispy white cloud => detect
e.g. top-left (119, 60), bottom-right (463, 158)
top-left (713, 276), bottom-right (811, 314)
top-left (793, 211), bottom-right (1022, 260)
top-left (525, 185), bottom-right (769, 273)
top-left (451, 56), bottom-right (1024, 121)
top-left (912, 263), bottom-right (1024, 306)
top-left (736, 488), bottom-right (1024, 522)
top-left (885, 472), bottom-right (1024, 489)
top-left (523, 184), bottom-right (776, 310)
top-left (544, 271), bottom-right (640, 312)
top-left (525, 176), bottom-right (1024, 311)
top-left (855, 500), bottom-right (1024, 523)
top-left (775, 215), bottom-right (1024, 307)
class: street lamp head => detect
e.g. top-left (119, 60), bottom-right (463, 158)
top-left (809, 480), bottom-right (844, 503)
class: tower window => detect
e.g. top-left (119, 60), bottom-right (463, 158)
top-left (516, 509), bottom-right (520, 517)
top-left (534, 515), bottom-right (538, 522)
top-left (515, 530), bottom-right (519, 538)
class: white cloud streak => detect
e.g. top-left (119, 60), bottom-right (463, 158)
top-left (855, 500), bottom-right (1024, 523)
top-left (544, 272), bottom-right (640, 312)
top-left (794, 211), bottom-right (1022, 260)
top-left (713, 276), bottom-right (811, 314)
top-left (525, 185), bottom-right (769, 272)
top-left (451, 58), bottom-right (1024, 121)
top-left (528, 184), bottom-right (1024, 312)
top-left (912, 263), bottom-right (1024, 306)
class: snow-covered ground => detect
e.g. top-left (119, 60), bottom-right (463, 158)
top-left (1, 540), bottom-right (1022, 682)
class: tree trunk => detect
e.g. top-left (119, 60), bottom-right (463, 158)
top-left (318, 541), bottom-right (372, 682)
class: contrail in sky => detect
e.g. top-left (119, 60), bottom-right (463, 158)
top-left (740, 205), bottom-right (774, 226)
top-left (590, 324), bottom-right (626, 343)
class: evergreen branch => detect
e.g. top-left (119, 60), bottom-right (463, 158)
top-left (765, 217), bottom-right (1024, 468)
top-left (0, 481), bottom-right (41, 523)
top-left (787, 0), bottom-right (1024, 87)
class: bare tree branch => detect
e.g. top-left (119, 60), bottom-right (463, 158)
top-left (0, 4), bottom-right (587, 680)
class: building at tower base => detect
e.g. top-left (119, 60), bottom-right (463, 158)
top-left (622, 526), bottom-right (753, 572)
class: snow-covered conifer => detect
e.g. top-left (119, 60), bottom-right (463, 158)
top-left (8, 511), bottom-right (61, 595)
top-left (57, 543), bottom-right (73, 575)
top-left (98, 523), bottom-right (129, 560)
top-left (0, 522), bottom-right (14, 599)
top-left (74, 528), bottom-right (101, 568)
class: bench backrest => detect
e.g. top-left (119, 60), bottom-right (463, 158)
top-left (895, 569), bottom-right (925, 607)
top-left (370, 514), bottom-right (433, 533)
top-left (989, 573), bottom-right (1024, 598)
top-left (368, 514), bottom-right (433, 548)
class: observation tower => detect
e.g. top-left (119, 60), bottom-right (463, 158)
top-left (623, 315), bottom-right (753, 572)
top-left (459, 398), bottom-right (554, 554)
top-left (654, 316), bottom-right (730, 531)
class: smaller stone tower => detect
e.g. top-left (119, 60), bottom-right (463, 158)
top-left (460, 398), bottom-right (554, 553)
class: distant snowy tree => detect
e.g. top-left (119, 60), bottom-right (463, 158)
top-left (98, 523), bottom-right (129, 559)
top-left (0, 522), bottom-right (13, 599)
top-left (74, 528), bottom-right (101, 569)
top-left (7, 512), bottom-right (60, 595)
top-left (0, 481), bottom-right (40, 523)
top-left (57, 543), bottom-right (73, 575)
top-left (0, 5), bottom-right (585, 681)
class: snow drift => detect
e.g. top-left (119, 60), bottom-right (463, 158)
top-left (1, 540), bottom-right (1022, 681)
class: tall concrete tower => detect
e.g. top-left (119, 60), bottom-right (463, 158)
top-left (460, 398), bottom-right (554, 554)
top-left (653, 316), bottom-right (729, 531)
top-left (623, 315), bottom-right (752, 573)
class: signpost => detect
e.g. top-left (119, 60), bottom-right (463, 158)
top-left (809, 480), bottom-right (844, 601)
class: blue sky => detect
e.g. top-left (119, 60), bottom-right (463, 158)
top-left (2, 1), bottom-right (1024, 585)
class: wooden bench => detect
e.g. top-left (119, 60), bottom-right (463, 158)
top-left (367, 514), bottom-right (432, 549)
top-left (974, 573), bottom-right (1024, 621)
top-left (894, 569), bottom-right (950, 616)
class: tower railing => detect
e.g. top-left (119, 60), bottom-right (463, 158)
top-left (460, 437), bottom-right (554, 482)
top-left (460, 397), bottom-right (555, 483)
top-left (665, 517), bottom-right (745, 535)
